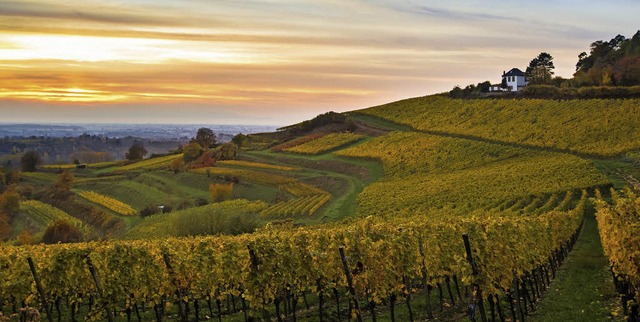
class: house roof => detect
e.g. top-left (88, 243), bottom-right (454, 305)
top-left (504, 68), bottom-right (526, 77)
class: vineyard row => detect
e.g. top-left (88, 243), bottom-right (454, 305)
top-left (0, 192), bottom-right (587, 321)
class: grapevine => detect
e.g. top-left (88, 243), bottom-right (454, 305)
top-left (0, 192), bottom-right (587, 321)
top-left (594, 189), bottom-right (640, 319)
top-left (77, 190), bottom-right (137, 216)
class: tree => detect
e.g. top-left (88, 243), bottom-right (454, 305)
top-left (193, 150), bottom-right (216, 168)
top-left (478, 81), bottom-right (491, 93)
top-left (16, 229), bottom-right (34, 245)
top-left (612, 55), bottom-right (640, 86)
top-left (0, 190), bottom-right (20, 215)
top-left (42, 219), bottom-right (83, 244)
top-left (572, 32), bottom-right (640, 86)
top-left (169, 158), bottom-right (185, 174)
top-left (55, 170), bottom-right (75, 190)
top-left (125, 142), bottom-right (147, 161)
top-left (209, 183), bottom-right (233, 202)
top-left (183, 142), bottom-right (203, 163)
top-left (231, 133), bottom-right (248, 147)
top-left (193, 128), bottom-right (217, 148)
top-left (213, 143), bottom-right (238, 160)
top-left (0, 171), bottom-right (5, 191)
top-left (0, 212), bottom-right (10, 241)
top-left (5, 170), bottom-right (20, 185)
top-left (20, 150), bottom-right (42, 172)
top-left (526, 52), bottom-right (555, 84)
top-left (576, 52), bottom-right (591, 72)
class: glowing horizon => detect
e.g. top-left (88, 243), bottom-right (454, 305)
top-left (1, 0), bottom-right (639, 126)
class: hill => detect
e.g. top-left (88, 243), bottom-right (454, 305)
top-left (1, 94), bottom-right (639, 321)
top-left (353, 95), bottom-right (640, 157)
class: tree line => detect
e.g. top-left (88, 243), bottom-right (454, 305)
top-left (450, 30), bottom-right (640, 97)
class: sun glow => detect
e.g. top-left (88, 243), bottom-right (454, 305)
top-left (1, 0), bottom-right (639, 124)
top-left (0, 87), bottom-right (126, 103)
top-left (0, 34), bottom-right (254, 64)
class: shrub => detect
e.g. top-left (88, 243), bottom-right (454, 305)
top-left (521, 85), bottom-right (560, 98)
top-left (210, 183), bottom-right (234, 202)
top-left (140, 204), bottom-right (160, 217)
top-left (20, 151), bottom-right (42, 172)
top-left (42, 219), bottom-right (84, 244)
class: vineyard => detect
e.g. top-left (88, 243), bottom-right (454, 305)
top-left (122, 199), bottom-right (268, 239)
top-left (0, 192), bottom-right (587, 321)
top-left (595, 189), bottom-right (640, 320)
top-left (191, 167), bottom-right (296, 186)
top-left (260, 193), bottom-right (332, 218)
top-left (336, 131), bottom-right (609, 216)
top-left (41, 161), bottom-right (125, 170)
top-left (190, 166), bottom-right (332, 218)
top-left (356, 96), bottom-right (640, 156)
top-left (4, 94), bottom-right (640, 320)
top-left (270, 133), bottom-right (326, 152)
top-left (77, 190), bottom-right (137, 216)
top-left (216, 160), bottom-right (300, 171)
top-left (40, 164), bottom-right (77, 170)
top-left (284, 132), bottom-right (364, 155)
top-left (20, 200), bottom-right (87, 232)
top-left (20, 171), bottom-right (58, 182)
top-left (116, 154), bottom-right (183, 171)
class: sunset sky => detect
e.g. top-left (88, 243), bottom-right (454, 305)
top-left (1, 1), bottom-right (639, 126)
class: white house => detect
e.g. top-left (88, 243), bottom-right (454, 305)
top-left (502, 68), bottom-right (528, 91)
top-left (489, 84), bottom-right (503, 92)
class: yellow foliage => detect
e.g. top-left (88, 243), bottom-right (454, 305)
top-left (285, 132), bottom-right (364, 155)
top-left (595, 189), bottom-right (640, 301)
top-left (116, 154), bottom-right (183, 171)
top-left (0, 193), bottom-right (588, 310)
top-left (209, 183), bottom-right (234, 202)
top-left (337, 131), bottom-right (608, 216)
top-left (358, 96), bottom-right (640, 156)
top-left (77, 190), bottom-right (137, 216)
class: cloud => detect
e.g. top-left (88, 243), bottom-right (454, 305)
top-left (389, 2), bottom-right (517, 23)
top-left (2, 0), bottom-right (640, 124)
top-left (0, 1), bottom-right (172, 26)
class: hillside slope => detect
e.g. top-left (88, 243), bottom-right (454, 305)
top-left (355, 96), bottom-right (640, 157)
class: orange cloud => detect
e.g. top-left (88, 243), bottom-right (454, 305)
top-left (1, 0), bottom-right (639, 125)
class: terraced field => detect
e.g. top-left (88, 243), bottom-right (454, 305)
top-left (4, 94), bottom-right (640, 321)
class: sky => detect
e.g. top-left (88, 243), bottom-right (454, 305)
top-left (1, 0), bottom-right (639, 126)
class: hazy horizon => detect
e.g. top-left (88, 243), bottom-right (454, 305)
top-left (1, 0), bottom-right (639, 125)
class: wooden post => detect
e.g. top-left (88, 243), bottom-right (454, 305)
top-left (162, 253), bottom-right (187, 322)
top-left (332, 288), bottom-right (342, 322)
top-left (85, 255), bottom-right (114, 322)
top-left (338, 246), bottom-right (362, 322)
top-left (446, 276), bottom-right (456, 305)
top-left (317, 279), bottom-right (324, 322)
top-left (418, 242), bottom-right (434, 319)
top-left (494, 294), bottom-right (505, 322)
top-left (27, 257), bottom-right (54, 322)
top-left (454, 275), bottom-right (463, 301)
top-left (403, 276), bottom-right (414, 322)
top-left (506, 291), bottom-right (517, 322)
top-left (463, 233), bottom-right (487, 322)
